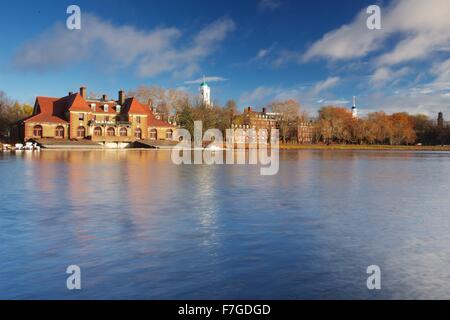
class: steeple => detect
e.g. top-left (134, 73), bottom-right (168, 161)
top-left (351, 96), bottom-right (358, 118)
top-left (199, 75), bottom-right (211, 106)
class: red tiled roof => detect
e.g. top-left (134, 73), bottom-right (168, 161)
top-left (24, 96), bottom-right (68, 124)
top-left (67, 93), bottom-right (91, 112)
top-left (22, 89), bottom-right (175, 127)
top-left (122, 97), bottom-right (150, 115)
top-left (24, 113), bottom-right (68, 124)
top-left (35, 96), bottom-right (58, 113)
top-left (86, 100), bottom-right (119, 114)
top-left (145, 106), bottom-right (176, 128)
top-left (148, 116), bottom-right (176, 128)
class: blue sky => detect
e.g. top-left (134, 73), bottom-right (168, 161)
top-left (1, 0), bottom-right (450, 116)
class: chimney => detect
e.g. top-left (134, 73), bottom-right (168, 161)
top-left (118, 89), bottom-right (125, 105)
top-left (102, 94), bottom-right (108, 101)
top-left (247, 106), bottom-right (252, 113)
top-left (80, 86), bottom-right (87, 99)
top-left (68, 91), bottom-right (73, 96)
top-left (262, 107), bottom-right (267, 114)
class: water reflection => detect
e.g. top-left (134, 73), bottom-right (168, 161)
top-left (1, 150), bottom-right (450, 299)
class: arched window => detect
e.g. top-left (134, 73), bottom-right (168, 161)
top-left (135, 128), bottom-right (142, 139)
top-left (165, 129), bottom-right (173, 140)
top-left (119, 127), bottom-right (127, 137)
top-left (94, 127), bottom-right (102, 136)
top-left (33, 125), bottom-right (43, 138)
top-left (55, 126), bottom-right (64, 138)
top-left (149, 128), bottom-right (157, 140)
top-left (107, 127), bottom-right (115, 136)
top-left (77, 126), bottom-right (86, 138)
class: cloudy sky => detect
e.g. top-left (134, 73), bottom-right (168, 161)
top-left (1, 0), bottom-right (450, 116)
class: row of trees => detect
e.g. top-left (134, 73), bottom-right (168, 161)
top-left (0, 91), bottom-right (33, 137)
top-left (314, 106), bottom-right (448, 145)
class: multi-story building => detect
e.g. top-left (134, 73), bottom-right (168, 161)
top-left (231, 107), bottom-right (280, 143)
top-left (297, 121), bottom-right (314, 144)
top-left (242, 107), bottom-right (279, 131)
top-left (10, 87), bottom-right (176, 143)
top-left (233, 107), bottom-right (314, 144)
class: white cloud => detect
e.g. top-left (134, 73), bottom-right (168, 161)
top-left (184, 76), bottom-right (228, 84)
top-left (317, 99), bottom-right (350, 105)
top-left (239, 86), bottom-right (277, 106)
top-left (303, 10), bottom-right (383, 62)
top-left (258, 0), bottom-right (282, 11)
top-left (370, 67), bottom-right (411, 86)
top-left (13, 14), bottom-right (235, 79)
top-left (255, 48), bottom-right (271, 59)
top-left (311, 77), bottom-right (340, 94)
top-left (362, 90), bottom-right (450, 116)
top-left (432, 59), bottom-right (450, 83)
top-left (238, 77), bottom-right (343, 111)
top-left (303, 0), bottom-right (450, 66)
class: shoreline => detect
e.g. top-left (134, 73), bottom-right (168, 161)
top-left (3, 140), bottom-right (450, 152)
top-left (278, 144), bottom-right (450, 151)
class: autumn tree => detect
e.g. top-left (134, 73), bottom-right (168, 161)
top-left (390, 113), bottom-right (416, 145)
top-left (317, 106), bottom-right (353, 143)
top-left (0, 91), bottom-right (33, 135)
top-left (366, 112), bottom-right (394, 144)
top-left (270, 99), bottom-right (302, 143)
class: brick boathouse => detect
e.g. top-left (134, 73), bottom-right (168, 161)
top-left (10, 87), bottom-right (176, 146)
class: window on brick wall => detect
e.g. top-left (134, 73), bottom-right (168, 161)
top-left (107, 127), bottom-right (115, 136)
top-left (94, 127), bottom-right (102, 136)
top-left (135, 128), bottom-right (142, 139)
top-left (165, 129), bottom-right (173, 140)
top-left (149, 128), bottom-right (157, 140)
top-left (33, 125), bottom-right (43, 138)
top-left (77, 126), bottom-right (86, 138)
top-left (55, 126), bottom-right (64, 138)
top-left (78, 113), bottom-right (84, 121)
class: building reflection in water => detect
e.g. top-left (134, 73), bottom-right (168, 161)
top-left (3, 149), bottom-right (450, 298)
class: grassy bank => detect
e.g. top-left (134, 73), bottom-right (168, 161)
top-left (278, 144), bottom-right (450, 151)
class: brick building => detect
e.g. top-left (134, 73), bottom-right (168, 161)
top-left (297, 121), bottom-right (314, 144)
top-left (10, 87), bottom-right (175, 143)
top-left (233, 107), bottom-right (314, 144)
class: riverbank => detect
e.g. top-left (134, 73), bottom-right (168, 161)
top-left (278, 144), bottom-right (450, 151)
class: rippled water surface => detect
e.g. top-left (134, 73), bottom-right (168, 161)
top-left (1, 150), bottom-right (450, 299)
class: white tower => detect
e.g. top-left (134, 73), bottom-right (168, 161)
top-left (199, 76), bottom-right (211, 106)
top-left (352, 96), bottom-right (358, 118)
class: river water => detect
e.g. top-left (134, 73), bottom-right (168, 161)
top-left (1, 150), bottom-right (450, 299)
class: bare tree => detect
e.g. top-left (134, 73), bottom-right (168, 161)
top-left (128, 85), bottom-right (189, 120)
top-left (270, 99), bottom-right (302, 143)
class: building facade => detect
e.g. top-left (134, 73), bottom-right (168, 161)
top-left (232, 107), bottom-right (314, 144)
top-left (10, 87), bottom-right (175, 143)
top-left (297, 121), bottom-right (314, 144)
